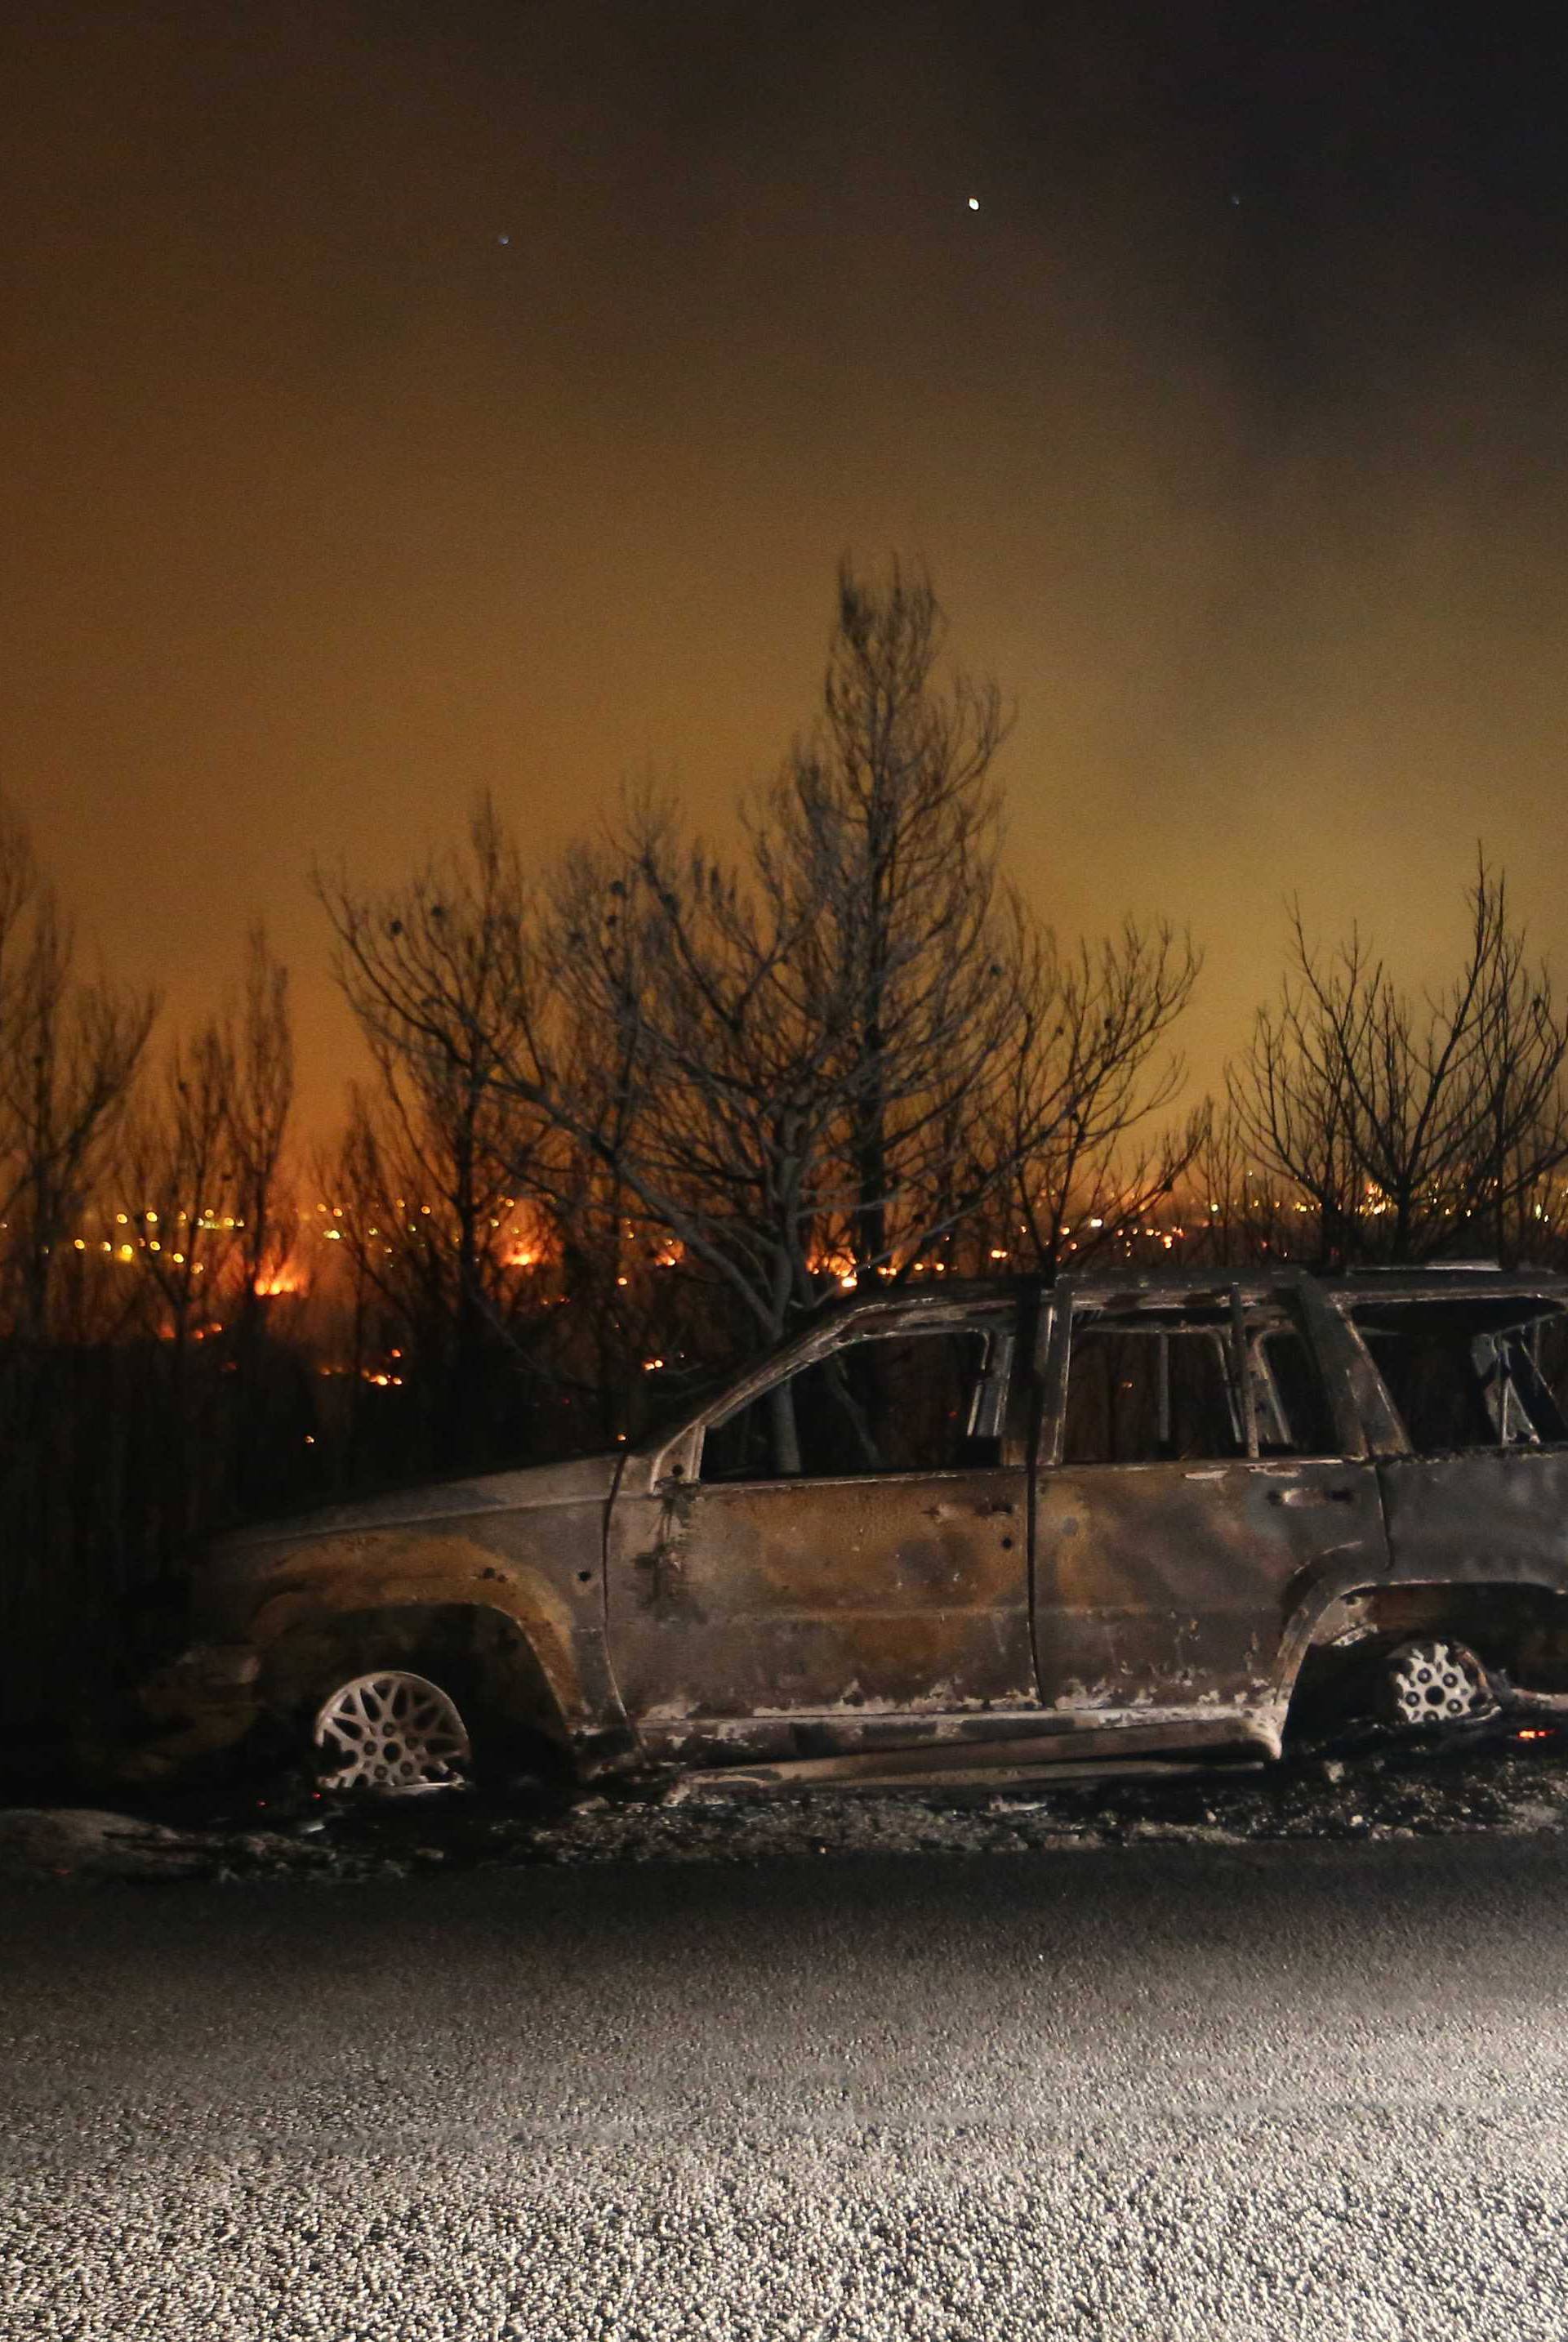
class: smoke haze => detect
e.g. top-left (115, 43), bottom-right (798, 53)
top-left (5, 2), bottom-right (1567, 1134)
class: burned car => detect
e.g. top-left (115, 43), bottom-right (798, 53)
top-left (134, 1265), bottom-right (1568, 1794)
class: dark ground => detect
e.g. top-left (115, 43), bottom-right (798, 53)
top-left (3, 1715), bottom-right (1566, 1883)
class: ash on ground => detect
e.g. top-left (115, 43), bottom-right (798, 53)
top-left (6, 1723), bottom-right (1568, 1883)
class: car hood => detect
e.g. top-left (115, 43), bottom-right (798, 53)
top-left (205, 1451), bottom-right (624, 1564)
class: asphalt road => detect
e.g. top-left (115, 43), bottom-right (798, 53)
top-left (5, 1835), bottom-right (1568, 2341)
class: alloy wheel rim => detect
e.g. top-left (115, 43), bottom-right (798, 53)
top-left (1385, 1638), bottom-right (1490, 1728)
top-left (313, 1671), bottom-right (471, 1793)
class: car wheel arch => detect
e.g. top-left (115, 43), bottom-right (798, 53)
top-left (252, 1590), bottom-right (580, 1760)
top-left (1276, 1568), bottom-right (1568, 1727)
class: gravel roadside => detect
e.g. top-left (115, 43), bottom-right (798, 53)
top-left (5, 1831), bottom-right (1568, 2340)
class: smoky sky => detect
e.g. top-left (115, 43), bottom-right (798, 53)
top-left (5, 1), bottom-right (1568, 1139)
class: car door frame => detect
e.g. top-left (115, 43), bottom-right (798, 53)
top-left (1343, 1281), bottom-right (1568, 1615)
top-left (1028, 1271), bottom-right (1393, 1753)
top-left (602, 1288), bottom-right (1046, 1765)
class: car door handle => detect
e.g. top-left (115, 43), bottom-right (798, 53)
top-left (1267, 1485), bottom-right (1355, 1507)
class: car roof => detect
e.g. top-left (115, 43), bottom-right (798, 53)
top-left (816, 1262), bottom-right (1568, 1321)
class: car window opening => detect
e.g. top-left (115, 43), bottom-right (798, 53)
top-left (699, 1323), bottom-right (1004, 1483)
top-left (1352, 1299), bottom-right (1568, 1451)
top-left (1061, 1301), bottom-right (1338, 1465)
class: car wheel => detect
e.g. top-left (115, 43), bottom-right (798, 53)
top-left (312, 1670), bottom-right (472, 1795)
top-left (1382, 1637), bottom-right (1493, 1729)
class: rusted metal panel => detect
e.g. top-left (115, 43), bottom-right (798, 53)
top-left (1290, 1278), bottom-right (1380, 1457)
top-left (142, 1464), bottom-right (627, 1769)
top-left (1031, 1274), bottom-right (1392, 1730)
top-left (666, 1729), bottom-right (1268, 1797)
top-left (242, 1528), bottom-right (609, 1729)
top-left (1379, 1449), bottom-right (1568, 1592)
top-left (604, 1464), bottom-right (1037, 1729)
top-left (1032, 1457), bottom-right (1389, 1724)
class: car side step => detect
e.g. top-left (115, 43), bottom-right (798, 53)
top-left (665, 1745), bottom-right (1267, 1801)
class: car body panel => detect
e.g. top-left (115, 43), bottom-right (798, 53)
top-left (1377, 1448), bottom-right (1568, 1595)
top-left (1031, 1456), bottom-right (1388, 1745)
top-left (1339, 1273), bottom-right (1568, 1608)
top-left (1027, 1274), bottom-right (1391, 1747)
top-left (133, 1455), bottom-right (626, 1775)
top-left (604, 1459), bottom-right (1036, 1763)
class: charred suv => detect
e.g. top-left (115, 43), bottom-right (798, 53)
top-left (133, 1265), bottom-right (1568, 1794)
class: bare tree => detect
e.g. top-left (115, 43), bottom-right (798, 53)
top-left (764, 560), bottom-right (1022, 1275)
top-left (0, 798), bottom-right (157, 1339)
top-left (212, 926), bottom-right (298, 1506)
top-left (114, 1017), bottom-right (238, 1548)
top-left (226, 928), bottom-right (295, 1314)
top-left (537, 569), bottom-right (1075, 1342)
top-left (0, 800), bottom-right (157, 1729)
top-left (998, 920), bottom-right (1205, 1272)
top-left (1454, 877), bottom-right (1568, 1263)
top-left (320, 569), bottom-right (1211, 1464)
top-left (124, 1021), bottom-right (239, 1341)
top-left (312, 571), bottom-right (1049, 1447)
top-left (121, 932), bottom-right (293, 1341)
top-left (1229, 861), bottom-right (1568, 1265)
top-left (317, 801), bottom-right (560, 1467)
top-left (1226, 912), bottom-right (1365, 1267)
top-left (1178, 1106), bottom-right (1298, 1268)
top-left (545, 802), bottom-right (862, 1396)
